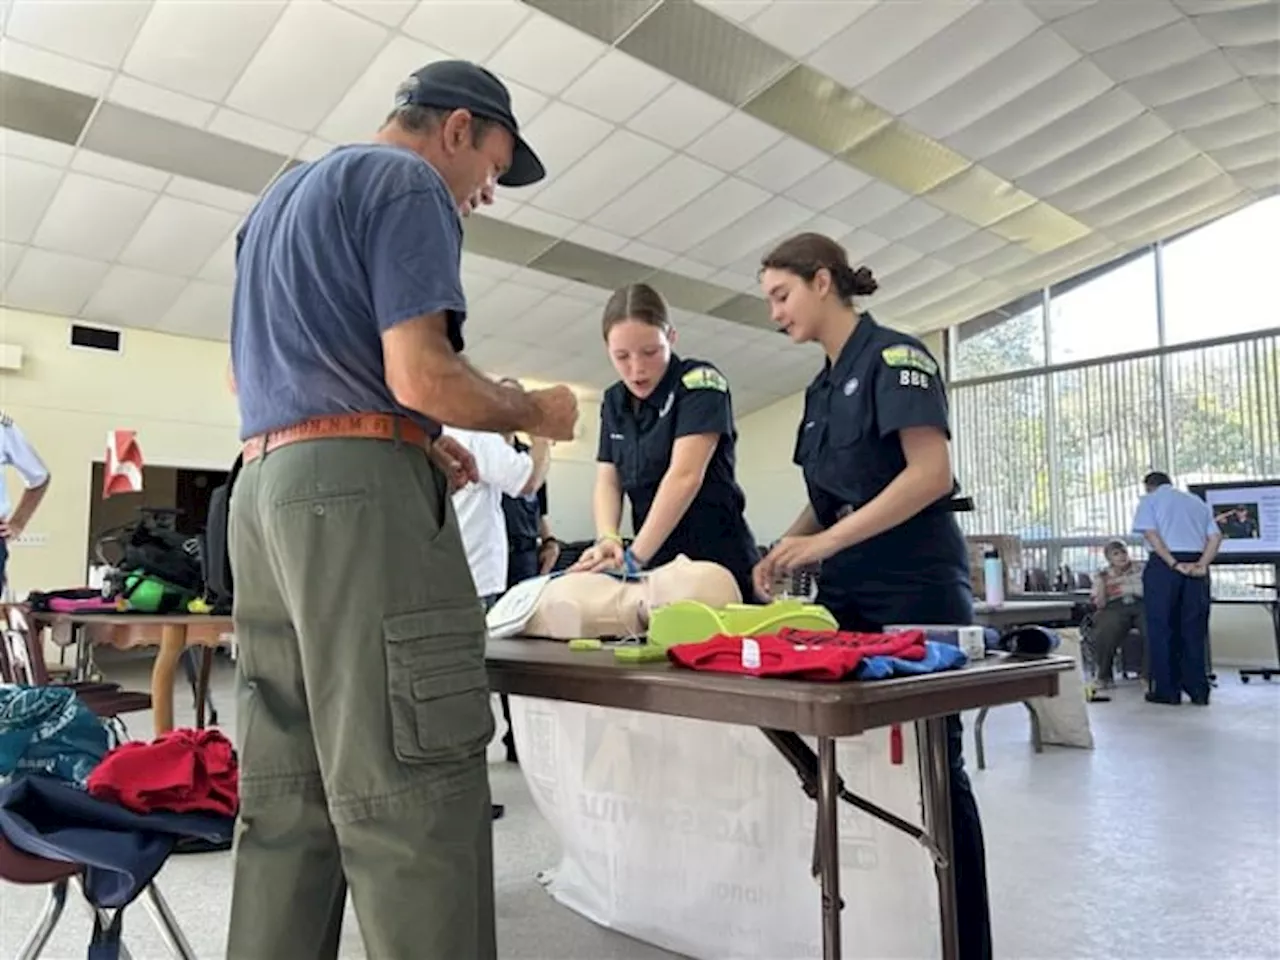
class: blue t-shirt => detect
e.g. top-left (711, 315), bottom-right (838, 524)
top-left (231, 144), bottom-right (467, 440)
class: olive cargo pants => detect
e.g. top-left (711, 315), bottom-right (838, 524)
top-left (226, 437), bottom-right (495, 960)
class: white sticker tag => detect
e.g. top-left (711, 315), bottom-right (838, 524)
top-left (741, 637), bottom-right (761, 670)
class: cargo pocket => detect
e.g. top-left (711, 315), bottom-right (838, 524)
top-left (383, 601), bottom-right (495, 764)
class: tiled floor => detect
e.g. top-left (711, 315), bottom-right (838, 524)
top-left (3, 654), bottom-right (1278, 960)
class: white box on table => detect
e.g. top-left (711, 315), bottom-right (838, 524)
top-left (884, 623), bottom-right (986, 661)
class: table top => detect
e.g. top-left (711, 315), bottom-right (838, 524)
top-left (487, 639), bottom-right (1073, 738)
top-left (29, 611), bottom-right (234, 628)
top-left (973, 599), bottom-right (1077, 627)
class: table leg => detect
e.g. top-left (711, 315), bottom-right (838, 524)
top-left (816, 736), bottom-right (842, 960)
top-left (151, 625), bottom-right (186, 736)
top-left (917, 717), bottom-right (960, 960)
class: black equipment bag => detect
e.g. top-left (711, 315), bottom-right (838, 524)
top-left (200, 454), bottom-right (243, 613)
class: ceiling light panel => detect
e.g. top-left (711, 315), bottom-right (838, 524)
top-left (523, 0), bottom-right (660, 43)
top-left (0, 72), bottom-right (95, 147)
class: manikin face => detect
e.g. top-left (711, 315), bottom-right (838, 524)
top-left (606, 319), bottom-right (673, 400)
top-left (760, 267), bottom-right (831, 344)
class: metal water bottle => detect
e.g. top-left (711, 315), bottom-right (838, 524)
top-left (983, 549), bottom-right (1004, 607)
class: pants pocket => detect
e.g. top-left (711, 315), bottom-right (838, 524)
top-left (383, 600), bottom-right (494, 764)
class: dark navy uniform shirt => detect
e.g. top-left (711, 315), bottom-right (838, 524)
top-left (795, 314), bottom-right (970, 622)
top-left (501, 437), bottom-right (548, 551)
top-left (596, 354), bottom-right (759, 595)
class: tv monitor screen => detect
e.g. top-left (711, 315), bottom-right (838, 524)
top-left (1189, 480), bottom-right (1280, 565)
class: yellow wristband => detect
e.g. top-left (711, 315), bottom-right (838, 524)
top-left (598, 532), bottom-right (623, 544)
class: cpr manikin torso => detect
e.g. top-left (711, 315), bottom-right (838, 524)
top-left (524, 555), bottom-right (742, 639)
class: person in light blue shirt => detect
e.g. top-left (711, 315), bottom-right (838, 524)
top-left (0, 414), bottom-right (51, 594)
top-left (1132, 471), bottom-right (1222, 705)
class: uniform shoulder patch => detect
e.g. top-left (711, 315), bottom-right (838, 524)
top-left (681, 366), bottom-right (728, 392)
top-left (880, 344), bottom-right (938, 376)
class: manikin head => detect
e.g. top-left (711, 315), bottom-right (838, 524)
top-left (759, 232), bottom-right (879, 346)
top-left (375, 61), bottom-right (544, 213)
top-left (602, 283), bottom-right (675, 401)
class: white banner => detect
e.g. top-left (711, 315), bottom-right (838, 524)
top-left (507, 698), bottom-right (941, 960)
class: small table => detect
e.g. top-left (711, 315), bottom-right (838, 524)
top-left (487, 638), bottom-right (1072, 960)
top-left (973, 599), bottom-right (1077, 629)
top-left (29, 612), bottom-right (233, 735)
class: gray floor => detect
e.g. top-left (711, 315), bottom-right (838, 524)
top-left (3, 654), bottom-right (1278, 960)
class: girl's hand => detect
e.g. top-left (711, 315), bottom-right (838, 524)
top-left (570, 538), bottom-right (625, 573)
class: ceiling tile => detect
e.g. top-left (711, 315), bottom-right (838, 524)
top-left (841, 122), bottom-right (972, 194)
top-left (165, 177), bottom-right (259, 215)
top-left (522, 0), bottom-right (659, 44)
top-left (1191, 2), bottom-right (1280, 47)
top-left (1209, 132), bottom-right (1280, 171)
top-left (619, 0), bottom-right (793, 106)
top-left (297, 137), bottom-right (336, 162)
top-left (559, 49), bottom-right (673, 123)
top-left (698, 0), bottom-right (771, 24)
top-left (198, 234), bottom-right (238, 285)
top-left (859, 2), bottom-right (1042, 116)
top-left (2, 248), bottom-right (110, 317)
top-left (207, 108), bottom-right (306, 156)
top-left (1051, 0), bottom-right (1182, 53)
top-left (683, 110), bottom-right (783, 172)
top-left (123, 0), bottom-right (287, 101)
top-left (566, 223), bottom-right (630, 254)
top-left (1227, 41), bottom-right (1280, 79)
top-left (0, 37), bottom-right (114, 98)
top-left (931, 228), bottom-right (1007, 266)
top-left (744, 0), bottom-right (875, 59)
top-left (508, 204), bottom-right (578, 239)
top-left (316, 34), bottom-right (449, 144)
top-left (461, 215), bottom-right (555, 265)
top-left (1076, 156), bottom-right (1221, 228)
top-left (1017, 115), bottom-right (1180, 198)
top-left (783, 159), bottom-right (872, 212)
top-left (836, 229), bottom-right (892, 266)
top-left (642, 176), bottom-right (771, 252)
top-left (865, 242), bottom-right (924, 279)
top-left (743, 65), bottom-right (892, 156)
top-left (401, 0), bottom-right (531, 60)
top-left (617, 239), bottom-right (677, 269)
top-left (806, 1), bottom-right (975, 91)
top-left (0, 157), bottom-right (62, 244)
top-left (5, 0), bottom-right (150, 69)
top-left (0, 243), bottom-right (24, 287)
top-left (159, 280), bottom-right (235, 340)
top-left (1091, 20), bottom-right (1215, 84)
top-left (737, 137), bottom-right (828, 193)
top-left (944, 60), bottom-right (1115, 162)
top-left (83, 103), bottom-right (289, 195)
top-left (905, 28), bottom-right (1083, 142)
top-left (0, 71), bottom-right (97, 148)
top-left (826, 181), bottom-right (912, 230)
top-left (592, 154), bottom-right (725, 237)
top-left (529, 129), bottom-right (673, 220)
top-left (519, 101), bottom-right (615, 191)
top-left (487, 9), bottom-right (607, 95)
top-left (33, 173), bottom-right (157, 261)
top-left (118, 197), bottom-right (242, 277)
top-left (983, 88), bottom-right (1147, 181)
top-left (1155, 79), bottom-right (1266, 130)
top-left (0, 126), bottom-right (75, 168)
top-left (105, 75), bottom-right (218, 128)
top-left (687, 194), bottom-right (811, 268)
top-left (864, 199), bottom-right (944, 243)
top-left (897, 215), bottom-right (977, 257)
top-left (81, 265), bottom-right (188, 327)
top-left (1124, 50), bottom-right (1240, 108)
top-left (662, 257), bottom-right (719, 282)
top-left (1180, 104), bottom-right (1280, 151)
top-left (331, 0), bottom-right (418, 28)
top-left (224, 0), bottom-right (389, 132)
top-left (628, 82), bottom-right (734, 150)
top-left (69, 150), bottom-right (171, 192)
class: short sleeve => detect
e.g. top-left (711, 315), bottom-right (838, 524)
top-left (595, 403), bottom-right (615, 463)
top-left (362, 184), bottom-right (467, 351)
top-left (873, 343), bottom-right (950, 438)
top-left (473, 434), bottom-right (533, 498)
top-left (1132, 495), bottom-right (1155, 533)
top-left (1, 424), bottom-right (50, 488)
top-left (1202, 503), bottom-right (1220, 537)
top-left (674, 365), bottom-right (733, 439)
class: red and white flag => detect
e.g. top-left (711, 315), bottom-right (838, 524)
top-left (104, 430), bottom-right (144, 498)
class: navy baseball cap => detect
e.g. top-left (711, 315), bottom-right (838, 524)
top-left (396, 59), bottom-right (545, 188)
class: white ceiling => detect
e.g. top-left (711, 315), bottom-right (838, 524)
top-left (1, 0), bottom-right (1277, 413)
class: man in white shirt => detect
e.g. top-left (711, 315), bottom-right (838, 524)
top-left (444, 426), bottom-right (551, 607)
top-left (0, 414), bottom-right (51, 593)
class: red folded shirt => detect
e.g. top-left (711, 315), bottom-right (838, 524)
top-left (667, 627), bottom-right (927, 681)
top-left (87, 727), bottom-right (238, 818)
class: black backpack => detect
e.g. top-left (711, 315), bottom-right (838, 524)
top-left (200, 454), bottom-right (242, 614)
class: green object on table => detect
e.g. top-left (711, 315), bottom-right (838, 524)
top-left (647, 598), bottom-right (838, 649)
top-left (614, 644), bottom-right (669, 663)
top-left (568, 638), bottom-right (603, 651)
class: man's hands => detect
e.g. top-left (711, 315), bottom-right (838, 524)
top-left (537, 538), bottom-right (561, 574)
top-left (0, 519), bottom-right (22, 540)
top-left (1176, 561), bottom-right (1209, 578)
top-left (429, 435), bottom-right (479, 492)
top-left (528, 386), bottom-right (578, 442)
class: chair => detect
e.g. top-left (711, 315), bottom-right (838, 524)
top-left (1, 831), bottom-right (197, 960)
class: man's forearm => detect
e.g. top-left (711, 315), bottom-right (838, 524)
top-left (415, 355), bottom-right (544, 433)
top-left (1199, 534), bottom-right (1222, 567)
top-left (1142, 531), bottom-right (1176, 566)
top-left (9, 481), bottom-right (49, 529)
top-left (522, 438), bottom-right (552, 495)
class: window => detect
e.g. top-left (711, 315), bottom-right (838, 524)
top-left (1161, 195), bottom-right (1280, 346)
top-left (1047, 251), bottom-right (1159, 364)
top-left (951, 293), bottom-right (1045, 380)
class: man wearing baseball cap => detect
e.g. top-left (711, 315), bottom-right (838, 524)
top-left (226, 59), bottom-right (578, 960)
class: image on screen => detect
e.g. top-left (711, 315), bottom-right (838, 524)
top-left (1191, 480), bottom-right (1280, 564)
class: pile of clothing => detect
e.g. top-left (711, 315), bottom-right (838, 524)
top-left (667, 627), bottom-right (968, 681)
top-left (0, 685), bottom-right (237, 958)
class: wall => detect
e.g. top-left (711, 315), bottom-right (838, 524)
top-left (732, 329), bottom-right (1276, 667)
top-left (0, 306), bottom-right (601, 599)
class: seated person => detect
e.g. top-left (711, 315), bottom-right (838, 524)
top-left (1090, 539), bottom-right (1146, 686)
